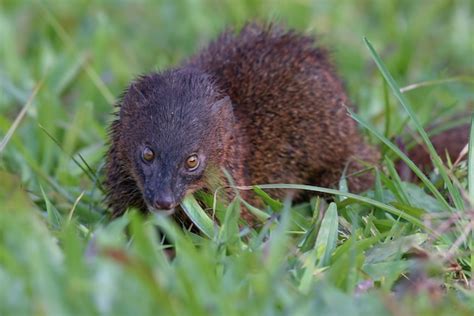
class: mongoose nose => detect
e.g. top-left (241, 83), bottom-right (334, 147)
top-left (153, 194), bottom-right (175, 210)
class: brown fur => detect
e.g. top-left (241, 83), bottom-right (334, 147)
top-left (104, 23), bottom-right (381, 219)
top-left (397, 124), bottom-right (470, 181)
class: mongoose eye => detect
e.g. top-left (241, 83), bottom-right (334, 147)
top-left (142, 147), bottom-right (155, 162)
top-left (185, 154), bottom-right (199, 170)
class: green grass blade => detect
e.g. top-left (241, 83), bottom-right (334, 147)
top-left (54, 52), bottom-right (89, 96)
top-left (266, 198), bottom-right (292, 274)
top-left (383, 81), bottom-right (391, 140)
top-left (181, 194), bottom-right (217, 238)
top-left (299, 202), bottom-right (338, 293)
top-left (469, 113), bottom-right (474, 203)
top-left (384, 156), bottom-right (411, 206)
top-left (251, 184), bottom-right (428, 230)
top-left (40, 186), bottom-right (62, 229)
top-left (240, 199), bottom-right (271, 222)
top-left (299, 197), bottom-right (322, 253)
top-left (315, 202), bottom-right (339, 267)
top-left (216, 197), bottom-right (245, 251)
top-left (253, 186), bottom-right (283, 211)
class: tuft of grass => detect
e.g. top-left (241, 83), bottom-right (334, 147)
top-left (364, 37), bottom-right (464, 211)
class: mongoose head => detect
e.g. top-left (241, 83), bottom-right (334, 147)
top-left (114, 68), bottom-right (234, 212)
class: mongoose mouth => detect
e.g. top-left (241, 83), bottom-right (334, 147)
top-left (147, 205), bottom-right (176, 216)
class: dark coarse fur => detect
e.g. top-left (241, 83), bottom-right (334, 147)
top-left (104, 23), bottom-right (380, 219)
top-left (397, 123), bottom-right (470, 181)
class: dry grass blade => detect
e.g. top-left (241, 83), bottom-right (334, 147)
top-left (400, 76), bottom-right (474, 93)
top-left (0, 80), bottom-right (43, 153)
top-left (68, 191), bottom-right (85, 222)
top-left (443, 213), bottom-right (474, 263)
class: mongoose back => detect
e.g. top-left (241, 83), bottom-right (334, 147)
top-left (104, 23), bottom-right (381, 218)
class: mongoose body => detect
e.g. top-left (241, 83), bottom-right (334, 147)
top-left (105, 24), bottom-right (380, 217)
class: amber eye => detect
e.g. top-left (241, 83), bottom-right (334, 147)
top-left (142, 147), bottom-right (155, 162)
top-left (185, 154), bottom-right (199, 170)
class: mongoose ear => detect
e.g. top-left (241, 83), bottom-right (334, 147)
top-left (211, 96), bottom-right (235, 133)
top-left (120, 81), bottom-right (148, 116)
top-left (211, 96), bottom-right (232, 115)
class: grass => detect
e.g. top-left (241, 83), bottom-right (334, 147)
top-left (1, 0), bottom-right (474, 315)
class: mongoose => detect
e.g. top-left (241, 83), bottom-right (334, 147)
top-left (397, 123), bottom-right (470, 181)
top-left (104, 23), bottom-right (466, 219)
